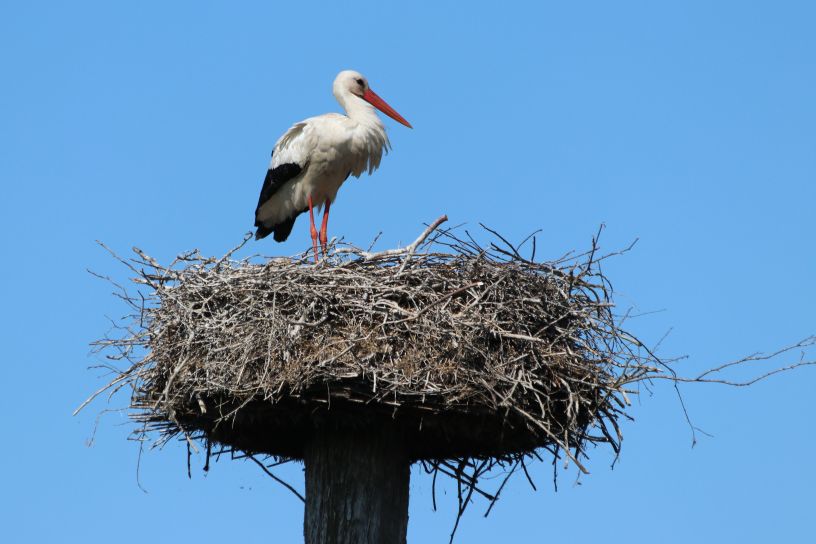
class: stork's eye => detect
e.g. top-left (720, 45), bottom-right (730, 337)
top-left (355, 78), bottom-right (365, 86)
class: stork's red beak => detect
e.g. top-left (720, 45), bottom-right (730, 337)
top-left (363, 89), bottom-right (412, 128)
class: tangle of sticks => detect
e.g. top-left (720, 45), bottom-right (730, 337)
top-left (79, 216), bottom-right (815, 536)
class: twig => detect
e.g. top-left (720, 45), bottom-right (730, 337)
top-left (247, 456), bottom-right (305, 503)
top-left (335, 214), bottom-right (448, 262)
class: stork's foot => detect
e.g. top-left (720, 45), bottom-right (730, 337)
top-left (319, 199), bottom-right (331, 259)
top-left (310, 232), bottom-right (319, 263)
top-left (319, 231), bottom-right (328, 257)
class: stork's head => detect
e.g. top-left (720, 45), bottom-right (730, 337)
top-left (333, 70), bottom-right (412, 128)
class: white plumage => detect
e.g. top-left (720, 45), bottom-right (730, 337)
top-left (254, 70), bottom-right (411, 260)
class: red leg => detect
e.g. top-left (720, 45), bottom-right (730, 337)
top-left (308, 195), bottom-right (319, 262)
top-left (319, 199), bottom-right (331, 256)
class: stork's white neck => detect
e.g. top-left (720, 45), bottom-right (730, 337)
top-left (331, 87), bottom-right (391, 177)
top-left (336, 91), bottom-right (385, 130)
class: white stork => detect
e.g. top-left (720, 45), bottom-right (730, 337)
top-left (254, 70), bottom-right (412, 261)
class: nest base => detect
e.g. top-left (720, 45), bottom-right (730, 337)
top-left (173, 386), bottom-right (563, 461)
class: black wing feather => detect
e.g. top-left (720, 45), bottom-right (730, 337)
top-left (254, 153), bottom-right (304, 241)
top-left (254, 161), bottom-right (302, 216)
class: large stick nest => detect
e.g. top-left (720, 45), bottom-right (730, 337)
top-left (82, 217), bottom-right (816, 530)
top-left (91, 219), bottom-right (661, 474)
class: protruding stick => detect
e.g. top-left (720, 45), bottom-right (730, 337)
top-left (335, 214), bottom-right (449, 262)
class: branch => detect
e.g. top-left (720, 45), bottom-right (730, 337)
top-left (247, 456), bottom-right (305, 503)
top-left (335, 214), bottom-right (448, 263)
top-left (644, 336), bottom-right (816, 387)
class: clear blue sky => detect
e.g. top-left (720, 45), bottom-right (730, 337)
top-left (2, 1), bottom-right (814, 542)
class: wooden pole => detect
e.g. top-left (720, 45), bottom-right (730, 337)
top-left (303, 424), bottom-right (410, 544)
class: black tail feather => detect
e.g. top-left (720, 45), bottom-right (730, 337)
top-left (254, 211), bottom-right (302, 243)
top-left (272, 215), bottom-right (298, 242)
top-left (254, 224), bottom-right (274, 240)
